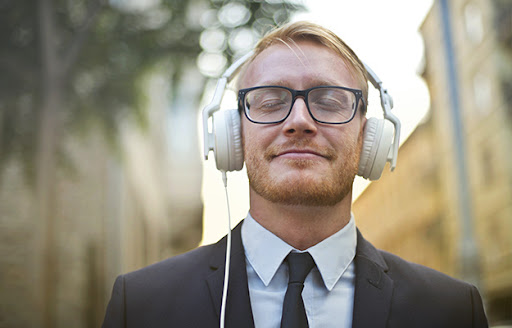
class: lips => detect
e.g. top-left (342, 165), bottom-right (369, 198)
top-left (264, 140), bottom-right (337, 162)
top-left (276, 149), bottom-right (325, 158)
top-left (267, 146), bottom-right (336, 162)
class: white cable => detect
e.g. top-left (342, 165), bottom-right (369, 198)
top-left (220, 171), bottom-right (232, 328)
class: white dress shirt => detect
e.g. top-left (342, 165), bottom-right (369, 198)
top-left (241, 213), bottom-right (357, 328)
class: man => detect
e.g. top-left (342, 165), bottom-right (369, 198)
top-left (102, 21), bottom-right (488, 327)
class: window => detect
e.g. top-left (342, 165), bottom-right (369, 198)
top-left (464, 3), bottom-right (484, 44)
top-left (472, 71), bottom-right (492, 115)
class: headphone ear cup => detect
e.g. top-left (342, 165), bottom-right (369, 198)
top-left (358, 117), bottom-right (394, 180)
top-left (212, 109), bottom-right (244, 172)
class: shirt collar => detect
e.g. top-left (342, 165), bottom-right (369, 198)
top-left (242, 213), bottom-right (293, 287)
top-left (241, 212), bottom-right (357, 291)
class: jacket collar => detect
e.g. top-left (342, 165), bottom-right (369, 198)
top-left (207, 222), bottom-right (255, 328)
top-left (352, 229), bottom-right (394, 328)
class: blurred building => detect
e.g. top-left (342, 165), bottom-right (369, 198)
top-left (0, 71), bottom-right (203, 327)
top-left (353, 0), bottom-right (512, 325)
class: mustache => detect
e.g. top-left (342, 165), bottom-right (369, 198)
top-left (264, 139), bottom-right (337, 161)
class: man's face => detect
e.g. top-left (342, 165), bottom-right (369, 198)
top-left (239, 40), bottom-right (366, 206)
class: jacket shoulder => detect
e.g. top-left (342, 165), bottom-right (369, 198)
top-left (124, 242), bottom-right (219, 284)
top-left (378, 249), bottom-right (469, 288)
top-left (378, 250), bottom-right (487, 326)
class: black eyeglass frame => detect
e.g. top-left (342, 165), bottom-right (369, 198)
top-left (238, 85), bottom-right (366, 125)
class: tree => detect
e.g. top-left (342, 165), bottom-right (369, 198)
top-left (0, 0), bottom-right (303, 326)
top-left (0, 0), bottom-right (304, 177)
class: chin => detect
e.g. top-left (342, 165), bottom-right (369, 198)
top-left (245, 143), bottom-right (360, 207)
top-left (250, 169), bottom-right (355, 207)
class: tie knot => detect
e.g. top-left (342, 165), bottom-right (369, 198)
top-left (286, 252), bottom-right (315, 284)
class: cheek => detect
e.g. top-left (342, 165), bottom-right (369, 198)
top-left (346, 120), bottom-right (365, 145)
top-left (242, 124), bottom-right (273, 153)
top-left (241, 125), bottom-right (252, 152)
top-left (242, 126), bottom-right (262, 162)
top-left (329, 127), bottom-right (360, 150)
top-left (240, 120), bottom-right (251, 152)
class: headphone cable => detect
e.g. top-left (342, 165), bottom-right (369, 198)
top-left (220, 170), bottom-right (232, 328)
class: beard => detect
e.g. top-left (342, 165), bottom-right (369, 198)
top-left (244, 133), bottom-right (362, 207)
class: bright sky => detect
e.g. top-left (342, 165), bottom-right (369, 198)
top-left (201, 0), bottom-right (434, 245)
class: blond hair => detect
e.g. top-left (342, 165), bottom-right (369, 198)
top-left (238, 21), bottom-right (368, 114)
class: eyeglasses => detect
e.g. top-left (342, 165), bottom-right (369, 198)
top-left (238, 85), bottom-right (364, 124)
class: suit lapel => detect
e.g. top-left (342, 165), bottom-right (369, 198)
top-left (352, 230), bottom-right (394, 328)
top-left (206, 222), bottom-right (255, 328)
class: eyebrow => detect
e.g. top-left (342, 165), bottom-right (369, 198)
top-left (254, 78), bottom-right (344, 89)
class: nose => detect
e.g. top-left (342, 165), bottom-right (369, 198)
top-left (281, 98), bottom-right (317, 136)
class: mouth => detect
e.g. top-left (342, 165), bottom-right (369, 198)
top-left (264, 141), bottom-right (336, 162)
top-left (273, 148), bottom-right (328, 160)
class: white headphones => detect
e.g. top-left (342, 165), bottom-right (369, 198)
top-left (202, 51), bottom-right (401, 180)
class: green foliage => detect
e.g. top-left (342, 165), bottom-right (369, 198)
top-left (0, 0), bottom-right (304, 179)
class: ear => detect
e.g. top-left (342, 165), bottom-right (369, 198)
top-left (360, 116), bottom-right (367, 132)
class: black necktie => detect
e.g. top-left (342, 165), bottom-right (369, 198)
top-left (281, 252), bottom-right (315, 328)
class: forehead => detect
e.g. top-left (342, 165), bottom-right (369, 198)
top-left (239, 40), bottom-right (358, 90)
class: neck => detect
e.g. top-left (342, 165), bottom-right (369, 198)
top-left (249, 189), bottom-right (353, 250)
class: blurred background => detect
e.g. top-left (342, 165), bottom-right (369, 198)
top-left (0, 0), bottom-right (510, 327)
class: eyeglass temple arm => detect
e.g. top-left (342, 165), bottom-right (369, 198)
top-left (203, 51), bottom-right (255, 160)
top-left (364, 63), bottom-right (401, 171)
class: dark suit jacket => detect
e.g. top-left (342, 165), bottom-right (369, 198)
top-left (102, 222), bottom-right (488, 327)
